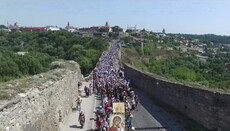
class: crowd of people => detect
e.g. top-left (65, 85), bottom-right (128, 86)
top-left (87, 41), bottom-right (139, 131)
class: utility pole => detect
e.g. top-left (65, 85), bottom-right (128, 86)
top-left (119, 42), bottom-right (121, 66)
top-left (141, 41), bottom-right (144, 56)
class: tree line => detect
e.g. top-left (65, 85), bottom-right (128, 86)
top-left (172, 34), bottom-right (230, 44)
top-left (0, 31), bottom-right (109, 82)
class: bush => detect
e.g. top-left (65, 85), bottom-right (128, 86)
top-left (0, 50), bottom-right (55, 82)
top-left (171, 67), bottom-right (197, 82)
top-left (122, 36), bottom-right (133, 43)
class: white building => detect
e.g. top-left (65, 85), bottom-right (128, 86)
top-left (65, 22), bottom-right (76, 32)
top-left (46, 26), bottom-right (60, 31)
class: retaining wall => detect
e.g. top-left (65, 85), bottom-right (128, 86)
top-left (124, 64), bottom-right (230, 131)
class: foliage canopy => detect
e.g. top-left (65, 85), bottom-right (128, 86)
top-left (0, 31), bottom-right (109, 82)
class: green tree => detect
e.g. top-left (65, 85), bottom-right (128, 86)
top-left (122, 36), bottom-right (133, 44)
top-left (0, 25), bottom-right (7, 29)
top-left (126, 29), bottom-right (133, 33)
top-left (112, 26), bottom-right (123, 32)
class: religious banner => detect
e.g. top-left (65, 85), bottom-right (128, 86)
top-left (109, 114), bottom-right (125, 131)
top-left (113, 102), bottom-right (125, 113)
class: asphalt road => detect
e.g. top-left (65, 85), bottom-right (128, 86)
top-left (133, 88), bottom-right (185, 131)
top-left (60, 82), bottom-right (185, 131)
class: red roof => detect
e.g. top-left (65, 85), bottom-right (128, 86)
top-left (79, 28), bottom-right (92, 31)
top-left (22, 27), bottom-right (46, 31)
top-left (90, 26), bottom-right (99, 29)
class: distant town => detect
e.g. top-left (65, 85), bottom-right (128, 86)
top-left (0, 21), bottom-right (229, 70)
top-left (0, 21), bottom-right (117, 37)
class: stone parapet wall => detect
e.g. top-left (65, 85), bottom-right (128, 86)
top-left (0, 61), bottom-right (82, 131)
top-left (124, 64), bottom-right (230, 131)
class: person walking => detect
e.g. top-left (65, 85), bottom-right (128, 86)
top-left (76, 96), bottom-right (82, 111)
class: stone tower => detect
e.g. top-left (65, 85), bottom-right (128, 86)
top-left (105, 21), bottom-right (109, 26)
top-left (162, 28), bottom-right (166, 34)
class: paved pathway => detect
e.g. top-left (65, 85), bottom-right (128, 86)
top-left (133, 88), bottom-right (185, 131)
top-left (60, 81), bottom-right (99, 131)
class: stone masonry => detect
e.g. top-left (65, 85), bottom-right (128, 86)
top-left (124, 64), bottom-right (230, 131)
top-left (0, 61), bottom-right (83, 131)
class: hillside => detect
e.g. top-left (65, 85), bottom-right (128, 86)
top-left (171, 34), bottom-right (230, 44)
top-left (121, 34), bottom-right (230, 90)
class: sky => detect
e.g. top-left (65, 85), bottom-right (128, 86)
top-left (0, 0), bottom-right (230, 35)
